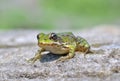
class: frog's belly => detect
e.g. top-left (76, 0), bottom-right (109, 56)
top-left (42, 45), bottom-right (69, 54)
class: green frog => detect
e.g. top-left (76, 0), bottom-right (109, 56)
top-left (27, 32), bottom-right (91, 63)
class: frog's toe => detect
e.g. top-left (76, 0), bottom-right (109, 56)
top-left (26, 58), bottom-right (33, 63)
top-left (26, 58), bottom-right (36, 64)
top-left (56, 57), bottom-right (68, 63)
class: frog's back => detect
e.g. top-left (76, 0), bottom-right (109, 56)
top-left (57, 32), bottom-right (74, 36)
top-left (57, 32), bottom-right (76, 44)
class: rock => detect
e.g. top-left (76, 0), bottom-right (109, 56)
top-left (0, 26), bottom-right (120, 81)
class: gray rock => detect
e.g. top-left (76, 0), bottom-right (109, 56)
top-left (0, 26), bottom-right (120, 81)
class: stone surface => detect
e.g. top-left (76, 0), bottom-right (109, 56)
top-left (0, 26), bottom-right (120, 81)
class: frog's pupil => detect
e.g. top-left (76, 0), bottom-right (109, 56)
top-left (50, 33), bottom-right (57, 40)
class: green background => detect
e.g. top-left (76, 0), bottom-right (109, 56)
top-left (0, 0), bottom-right (120, 30)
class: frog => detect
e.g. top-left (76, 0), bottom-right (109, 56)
top-left (27, 32), bottom-right (91, 63)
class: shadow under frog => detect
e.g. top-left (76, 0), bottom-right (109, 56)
top-left (40, 53), bottom-right (67, 63)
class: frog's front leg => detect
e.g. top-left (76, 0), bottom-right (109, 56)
top-left (57, 46), bottom-right (75, 62)
top-left (27, 48), bottom-right (45, 63)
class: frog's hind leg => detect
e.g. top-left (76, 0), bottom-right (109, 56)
top-left (76, 36), bottom-right (92, 57)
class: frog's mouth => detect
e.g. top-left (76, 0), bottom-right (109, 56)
top-left (38, 42), bottom-right (69, 49)
top-left (38, 42), bottom-right (62, 47)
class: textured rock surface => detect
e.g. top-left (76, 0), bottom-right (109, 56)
top-left (0, 26), bottom-right (120, 81)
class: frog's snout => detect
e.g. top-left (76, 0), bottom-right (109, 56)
top-left (37, 34), bottom-right (40, 39)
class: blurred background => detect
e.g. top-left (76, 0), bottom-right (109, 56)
top-left (0, 0), bottom-right (120, 30)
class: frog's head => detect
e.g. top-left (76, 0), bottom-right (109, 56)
top-left (37, 32), bottom-right (59, 45)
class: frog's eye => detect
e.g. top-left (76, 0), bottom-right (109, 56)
top-left (49, 33), bottom-right (57, 40)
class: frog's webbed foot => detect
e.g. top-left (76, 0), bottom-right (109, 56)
top-left (26, 57), bottom-right (37, 64)
top-left (26, 49), bottom-right (43, 64)
top-left (56, 56), bottom-right (69, 62)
